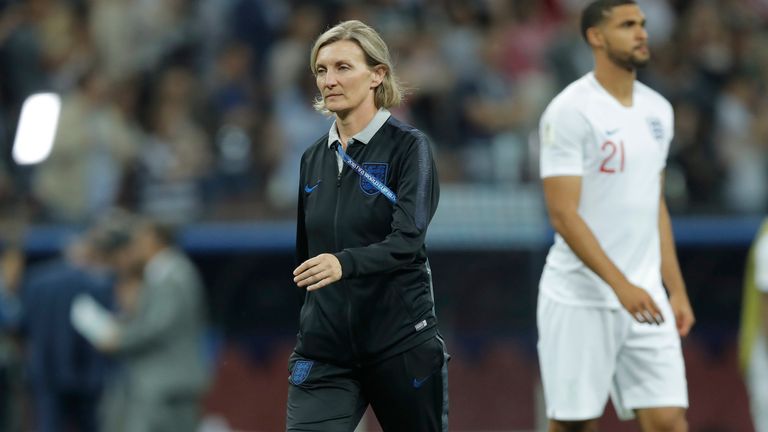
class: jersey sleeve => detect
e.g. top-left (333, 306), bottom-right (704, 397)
top-left (755, 233), bottom-right (768, 293)
top-left (539, 102), bottom-right (590, 178)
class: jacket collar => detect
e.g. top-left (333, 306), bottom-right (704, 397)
top-left (326, 108), bottom-right (391, 148)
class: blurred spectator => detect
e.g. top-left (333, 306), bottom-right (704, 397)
top-left (139, 67), bottom-right (212, 224)
top-left (38, 1), bottom-right (94, 92)
top-left (131, 0), bottom-right (196, 74)
top-left (667, 100), bottom-right (722, 212)
top-left (210, 41), bottom-right (257, 121)
top-left (453, 27), bottom-right (534, 183)
top-left (545, 7), bottom-right (592, 92)
top-left (495, 0), bottom-right (557, 81)
top-left (31, 69), bottom-right (138, 223)
top-left (204, 41), bottom-right (263, 218)
top-left (89, 0), bottom-right (142, 81)
top-left (680, 0), bottom-right (735, 81)
top-left (230, 0), bottom-right (279, 74)
top-left (262, 5), bottom-right (330, 211)
top-left (715, 74), bottom-right (768, 214)
top-left (439, 0), bottom-right (486, 82)
top-left (396, 22), bottom-right (455, 150)
top-left (266, 4), bottom-right (323, 94)
top-left (196, 0), bottom-right (240, 79)
top-left (95, 219), bottom-right (210, 432)
top-left (266, 73), bottom-right (330, 213)
top-left (264, 6), bottom-right (330, 211)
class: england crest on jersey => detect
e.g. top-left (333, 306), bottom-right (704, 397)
top-left (360, 163), bottom-right (389, 195)
top-left (290, 360), bottom-right (313, 385)
top-left (646, 117), bottom-right (664, 143)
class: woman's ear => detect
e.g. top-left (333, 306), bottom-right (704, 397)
top-left (370, 65), bottom-right (386, 88)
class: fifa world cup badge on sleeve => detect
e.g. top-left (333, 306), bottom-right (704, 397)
top-left (290, 360), bottom-right (314, 385)
top-left (542, 122), bottom-right (554, 147)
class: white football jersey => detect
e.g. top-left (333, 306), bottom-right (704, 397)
top-left (539, 72), bottom-right (674, 308)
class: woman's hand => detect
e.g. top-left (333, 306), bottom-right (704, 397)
top-left (293, 253), bottom-right (343, 291)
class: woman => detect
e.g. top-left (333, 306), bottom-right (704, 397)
top-left (288, 20), bottom-right (448, 431)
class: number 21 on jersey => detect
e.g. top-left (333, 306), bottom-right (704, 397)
top-left (600, 140), bottom-right (625, 173)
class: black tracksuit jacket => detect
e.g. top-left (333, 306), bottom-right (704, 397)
top-left (294, 115), bottom-right (440, 366)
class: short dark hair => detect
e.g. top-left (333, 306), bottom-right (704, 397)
top-left (580, 0), bottom-right (637, 43)
top-left (88, 208), bottom-right (136, 254)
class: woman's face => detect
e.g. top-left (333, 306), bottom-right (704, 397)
top-left (315, 40), bottom-right (384, 117)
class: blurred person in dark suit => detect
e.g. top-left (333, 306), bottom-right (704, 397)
top-left (17, 220), bottom-right (129, 432)
top-left (79, 219), bottom-right (210, 432)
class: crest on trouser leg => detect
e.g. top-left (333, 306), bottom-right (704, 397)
top-left (290, 360), bottom-right (314, 385)
top-left (360, 163), bottom-right (388, 195)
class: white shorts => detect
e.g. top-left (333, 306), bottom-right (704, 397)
top-left (537, 293), bottom-right (688, 421)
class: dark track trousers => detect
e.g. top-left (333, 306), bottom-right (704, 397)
top-left (286, 336), bottom-right (449, 432)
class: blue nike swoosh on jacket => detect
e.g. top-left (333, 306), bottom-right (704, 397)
top-left (305, 181), bottom-right (321, 193)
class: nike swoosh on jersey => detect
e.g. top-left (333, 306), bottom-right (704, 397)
top-left (606, 128), bottom-right (620, 135)
top-left (304, 181), bottom-right (322, 193)
top-left (412, 375), bottom-right (432, 388)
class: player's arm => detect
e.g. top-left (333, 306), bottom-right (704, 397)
top-left (658, 175), bottom-right (695, 336)
top-left (543, 175), bottom-right (663, 324)
top-left (753, 231), bottom-right (768, 343)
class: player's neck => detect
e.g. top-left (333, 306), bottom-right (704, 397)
top-left (334, 104), bottom-right (378, 149)
top-left (594, 59), bottom-right (636, 107)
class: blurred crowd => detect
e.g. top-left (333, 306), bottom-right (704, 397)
top-left (0, 0), bottom-right (767, 226)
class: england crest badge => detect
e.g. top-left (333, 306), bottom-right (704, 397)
top-left (360, 163), bottom-right (389, 196)
top-left (646, 117), bottom-right (664, 143)
top-left (290, 360), bottom-right (314, 385)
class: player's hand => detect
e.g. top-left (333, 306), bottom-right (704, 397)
top-left (614, 282), bottom-right (664, 325)
top-left (293, 253), bottom-right (342, 291)
top-left (669, 293), bottom-right (695, 337)
top-left (97, 330), bottom-right (120, 353)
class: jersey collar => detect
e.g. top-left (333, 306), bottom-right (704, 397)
top-left (326, 108), bottom-right (391, 148)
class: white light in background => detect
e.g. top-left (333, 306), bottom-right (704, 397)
top-left (12, 92), bottom-right (61, 165)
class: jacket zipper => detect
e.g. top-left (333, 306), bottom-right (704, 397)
top-left (334, 155), bottom-right (360, 360)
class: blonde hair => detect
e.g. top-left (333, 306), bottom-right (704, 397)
top-left (310, 20), bottom-right (404, 113)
